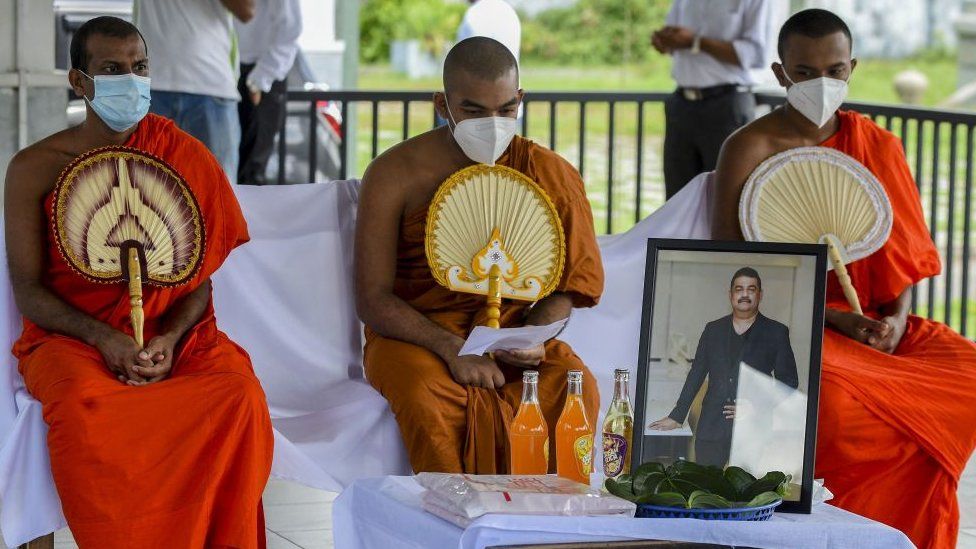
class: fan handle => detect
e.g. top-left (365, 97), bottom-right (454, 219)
top-left (485, 264), bottom-right (502, 329)
top-left (127, 247), bottom-right (145, 348)
top-left (824, 235), bottom-right (863, 316)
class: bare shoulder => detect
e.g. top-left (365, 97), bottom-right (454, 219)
top-left (5, 129), bottom-right (78, 199)
top-left (362, 130), bottom-right (439, 189)
top-left (720, 113), bottom-right (782, 172)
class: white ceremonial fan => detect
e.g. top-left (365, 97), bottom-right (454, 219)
top-left (425, 164), bottom-right (566, 328)
top-left (739, 146), bottom-right (892, 315)
top-left (53, 146), bottom-right (205, 346)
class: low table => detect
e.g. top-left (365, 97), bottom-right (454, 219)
top-left (332, 476), bottom-right (914, 549)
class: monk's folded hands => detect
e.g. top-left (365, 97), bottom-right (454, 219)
top-left (93, 328), bottom-right (150, 384)
top-left (130, 333), bottom-right (177, 385)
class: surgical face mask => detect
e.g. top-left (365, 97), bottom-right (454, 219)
top-left (782, 68), bottom-right (848, 128)
top-left (81, 71), bottom-right (151, 132)
top-left (444, 95), bottom-right (518, 166)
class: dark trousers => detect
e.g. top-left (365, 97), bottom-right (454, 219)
top-left (237, 63), bottom-right (287, 185)
top-left (663, 89), bottom-right (755, 199)
top-left (695, 437), bottom-right (732, 468)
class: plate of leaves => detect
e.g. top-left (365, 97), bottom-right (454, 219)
top-left (605, 460), bottom-right (790, 521)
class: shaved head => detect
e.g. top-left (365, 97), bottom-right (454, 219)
top-left (443, 37), bottom-right (519, 93)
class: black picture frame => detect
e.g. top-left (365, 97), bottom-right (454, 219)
top-left (632, 239), bottom-right (827, 514)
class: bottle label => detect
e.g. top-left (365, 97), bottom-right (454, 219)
top-left (573, 434), bottom-right (594, 476)
top-left (602, 433), bottom-right (628, 477)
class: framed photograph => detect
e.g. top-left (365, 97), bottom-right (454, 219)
top-left (632, 239), bottom-right (827, 514)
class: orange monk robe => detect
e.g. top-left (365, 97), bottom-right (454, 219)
top-left (814, 110), bottom-right (976, 549)
top-left (364, 135), bottom-right (605, 474)
top-left (14, 114), bottom-right (274, 548)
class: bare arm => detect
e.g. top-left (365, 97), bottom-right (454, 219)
top-left (354, 162), bottom-right (504, 388)
top-left (4, 152), bottom-right (149, 381)
top-left (525, 293), bottom-right (572, 326)
top-left (220, 0), bottom-right (255, 22)
top-left (711, 132), bottom-right (768, 240)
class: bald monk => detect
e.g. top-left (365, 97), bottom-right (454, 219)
top-left (710, 9), bottom-right (976, 549)
top-left (356, 37), bottom-right (604, 474)
top-left (4, 17), bottom-right (273, 548)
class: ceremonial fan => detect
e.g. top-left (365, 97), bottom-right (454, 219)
top-left (53, 146), bottom-right (205, 347)
top-left (425, 164), bottom-right (565, 328)
top-left (738, 146), bottom-right (892, 315)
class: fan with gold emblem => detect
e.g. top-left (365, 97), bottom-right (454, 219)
top-left (425, 164), bottom-right (565, 328)
top-left (52, 146), bottom-right (205, 347)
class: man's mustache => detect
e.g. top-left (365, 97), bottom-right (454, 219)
top-left (737, 298), bottom-right (752, 304)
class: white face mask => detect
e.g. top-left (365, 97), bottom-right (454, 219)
top-left (444, 94), bottom-right (518, 166)
top-left (782, 69), bottom-right (849, 128)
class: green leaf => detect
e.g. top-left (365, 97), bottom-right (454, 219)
top-left (744, 491), bottom-right (782, 508)
top-left (687, 490), bottom-right (733, 509)
top-left (743, 472), bottom-right (790, 500)
top-left (723, 466), bottom-right (756, 495)
top-left (634, 472), bottom-right (665, 496)
top-left (673, 470), bottom-right (738, 501)
top-left (638, 491), bottom-right (687, 507)
top-left (604, 475), bottom-right (637, 502)
top-left (657, 478), bottom-right (699, 498)
top-left (631, 462), bottom-right (666, 495)
top-left (670, 460), bottom-right (720, 477)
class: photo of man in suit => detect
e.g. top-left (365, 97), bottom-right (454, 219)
top-left (648, 267), bottom-right (799, 467)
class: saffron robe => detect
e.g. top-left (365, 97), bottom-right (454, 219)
top-left (14, 114), bottom-right (274, 548)
top-left (815, 111), bottom-right (976, 549)
top-left (364, 135), bottom-right (605, 474)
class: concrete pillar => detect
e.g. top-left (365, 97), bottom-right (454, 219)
top-left (335, 0), bottom-right (359, 176)
top-left (0, 0), bottom-right (67, 183)
top-left (957, 0), bottom-right (976, 89)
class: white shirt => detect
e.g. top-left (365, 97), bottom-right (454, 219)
top-left (456, 0), bottom-right (521, 62)
top-left (666, 0), bottom-right (771, 88)
top-left (135, 0), bottom-right (240, 100)
top-left (236, 0), bottom-right (303, 93)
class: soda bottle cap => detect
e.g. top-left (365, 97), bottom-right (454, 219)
top-left (614, 368), bottom-right (630, 380)
top-left (523, 370), bottom-right (539, 382)
top-left (567, 370), bottom-right (583, 382)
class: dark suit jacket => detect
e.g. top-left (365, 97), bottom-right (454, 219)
top-left (669, 313), bottom-right (798, 442)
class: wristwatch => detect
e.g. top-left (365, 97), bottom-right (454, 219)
top-left (691, 34), bottom-right (702, 54)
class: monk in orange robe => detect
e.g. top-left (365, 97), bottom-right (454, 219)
top-left (4, 18), bottom-right (273, 548)
top-left (711, 10), bottom-right (976, 549)
top-left (355, 37), bottom-right (604, 474)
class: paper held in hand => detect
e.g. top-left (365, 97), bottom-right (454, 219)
top-left (458, 318), bottom-right (568, 356)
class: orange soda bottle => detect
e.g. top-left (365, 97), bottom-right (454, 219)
top-left (556, 370), bottom-right (594, 484)
top-left (509, 370), bottom-right (549, 474)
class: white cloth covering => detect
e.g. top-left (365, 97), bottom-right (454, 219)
top-left (332, 475), bottom-right (915, 549)
top-left (0, 174), bottom-right (713, 546)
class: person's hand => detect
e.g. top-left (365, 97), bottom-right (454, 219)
top-left (494, 344), bottom-right (545, 368)
top-left (446, 354), bottom-right (505, 389)
top-left (866, 315), bottom-right (907, 354)
top-left (659, 26), bottom-right (696, 50)
top-left (829, 310), bottom-right (891, 346)
top-left (249, 90), bottom-right (262, 106)
top-left (129, 333), bottom-right (178, 385)
top-left (94, 329), bottom-right (150, 384)
top-left (649, 417), bottom-right (681, 430)
top-left (651, 29), bottom-right (671, 54)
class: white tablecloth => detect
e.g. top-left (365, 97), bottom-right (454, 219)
top-left (332, 476), bottom-right (915, 549)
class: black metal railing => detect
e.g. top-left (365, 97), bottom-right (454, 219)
top-left (277, 90), bottom-right (976, 336)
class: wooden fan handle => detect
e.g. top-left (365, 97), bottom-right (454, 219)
top-left (127, 248), bottom-right (145, 348)
top-left (826, 238), bottom-right (863, 316)
top-left (485, 264), bottom-right (502, 329)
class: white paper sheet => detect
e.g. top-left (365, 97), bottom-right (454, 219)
top-left (458, 318), bottom-right (568, 356)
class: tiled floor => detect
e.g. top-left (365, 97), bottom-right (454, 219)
top-left (47, 453), bottom-right (976, 548)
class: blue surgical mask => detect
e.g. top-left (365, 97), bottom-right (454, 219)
top-left (81, 71), bottom-right (151, 132)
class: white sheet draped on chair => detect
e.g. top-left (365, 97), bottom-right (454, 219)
top-left (0, 173), bottom-right (713, 547)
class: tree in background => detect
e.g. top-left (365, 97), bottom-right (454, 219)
top-left (360, 0), bottom-right (466, 64)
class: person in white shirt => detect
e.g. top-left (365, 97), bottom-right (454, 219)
top-left (456, 0), bottom-right (521, 62)
top-left (235, 0), bottom-right (302, 185)
top-left (652, 0), bottom-right (771, 199)
top-left (135, 0), bottom-right (254, 184)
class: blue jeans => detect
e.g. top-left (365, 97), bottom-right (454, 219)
top-left (150, 91), bottom-right (241, 184)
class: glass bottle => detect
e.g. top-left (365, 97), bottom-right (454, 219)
top-left (509, 370), bottom-right (549, 474)
top-left (556, 370), bottom-right (594, 484)
top-left (602, 368), bottom-right (634, 478)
